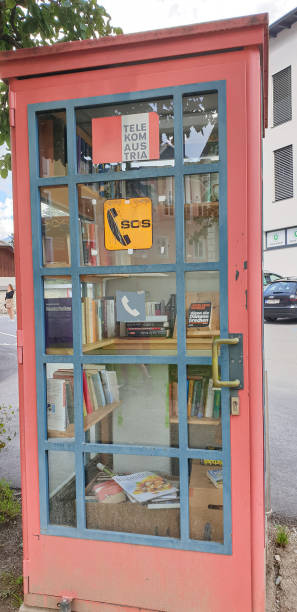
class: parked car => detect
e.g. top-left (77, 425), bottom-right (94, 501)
top-left (264, 279), bottom-right (297, 321)
top-left (263, 271), bottom-right (283, 286)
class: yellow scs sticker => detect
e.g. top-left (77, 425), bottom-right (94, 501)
top-left (104, 197), bottom-right (152, 251)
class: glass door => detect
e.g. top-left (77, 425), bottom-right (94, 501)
top-left (30, 81), bottom-right (232, 553)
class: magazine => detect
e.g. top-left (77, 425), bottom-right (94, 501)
top-left (112, 471), bottom-right (178, 503)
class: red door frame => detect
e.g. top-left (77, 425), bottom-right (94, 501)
top-left (2, 16), bottom-right (267, 612)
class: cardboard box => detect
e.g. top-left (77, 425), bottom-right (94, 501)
top-left (86, 500), bottom-right (180, 537)
top-left (189, 460), bottom-right (223, 542)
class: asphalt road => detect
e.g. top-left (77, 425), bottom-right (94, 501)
top-left (0, 311), bottom-right (296, 517)
top-left (0, 314), bottom-right (20, 487)
top-left (264, 318), bottom-right (297, 518)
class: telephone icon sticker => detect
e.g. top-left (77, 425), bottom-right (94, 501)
top-left (104, 197), bottom-right (152, 251)
top-left (116, 291), bottom-right (146, 322)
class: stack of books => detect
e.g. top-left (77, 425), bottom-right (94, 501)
top-left (120, 315), bottom-right (169, 338)
top-left (207, 468), bottom-right (223, 488)
top-left (46, 366), bottom-right (119, 431)
top-left (96, 464), bottom-right (180, 509)
top-left (187, 376), bottom-right (221, 419)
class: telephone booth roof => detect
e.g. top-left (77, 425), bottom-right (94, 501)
top-left (0, 13), bottom-right (268, 126)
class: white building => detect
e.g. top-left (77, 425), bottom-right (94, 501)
top-left (263, 8), bottom-right (297, 276)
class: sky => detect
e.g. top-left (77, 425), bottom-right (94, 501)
top-left (0, 0), bottom-right (296, 241)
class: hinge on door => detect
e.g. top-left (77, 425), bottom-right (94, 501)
top-left (17, 329), bottom-right (24, 364)
top-left (9, 91), bottom-right (16, 127)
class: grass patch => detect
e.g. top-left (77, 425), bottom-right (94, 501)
top-left (0, 572), bottom-right (23, 608)
top-left (275, 524), bottom-right (289, 548)
top-left (0, 480), bottom-right (21, 525)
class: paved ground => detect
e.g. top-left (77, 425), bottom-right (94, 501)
top-left (0, 311), bottom-right (297, 517)
top-left (0, 314), bottom-right (20, 487)
top-left (264, 318), bottom-right (297, 518)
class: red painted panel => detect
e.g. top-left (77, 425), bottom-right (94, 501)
top-left (92, 116), bottom-right (122, 164)
top-left (10, 38), bottom-right (265, 612)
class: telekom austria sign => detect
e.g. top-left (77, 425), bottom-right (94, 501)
top-left (92, 112), bottom-right (160, 164)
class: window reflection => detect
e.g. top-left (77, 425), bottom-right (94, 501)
top-left (40, 186), bottom-right (70, 267)
top-left (76, 98), bottom-right (174, 174)
top-left (38, 110), bottom-right (67, 177)
top-left (78, 177), bottom-right (175, 266)
top-left (44, 277), bottom-right (73, 355)
top-left (185, 173), bottom-right (219, 263)
top-left (183, 93), bottom-right (218, 164)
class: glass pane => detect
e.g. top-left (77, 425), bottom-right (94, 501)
top-left (76, 98), bottom-right (174, 174)
top-left (38, 110), bottom-right (67, 177)
top-left (82, 364), bottom-right (178, 446)
top-left (85, 452), bottom-right (180, 537)
top-left (48, 451), bottom-right (76, 527)
top-left (185, 271), bottom-right (220, 356)
top-left (44, 277), bottom-right (73, 355)
top-left (78, 177), bottom-right (175, 266)
top-left (81, 273), bottom-right (177, 355)
top-left (46, 363), bottom-right (74, 439)
top-left (186, 365), bottom-right (221, 449)
top-left (40, 186), bottom-right (70, 267)
top-left (185, 173), bottom-right (219, 263)
top-left (189, 459), bottom-right (223, 542)
top-left (183, 93), bottom-right (218, 164)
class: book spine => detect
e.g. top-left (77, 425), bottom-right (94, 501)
top-left (126, 329), bottom-right (169, 337)
top-left (213, 389), bottom-right (221, 419)
top-left (83, 370), bottom-right (93, 414)
top-left (204, 378), bottom-right (214, 418)
top-left (190, 379), bottom-right (200, 417)
top-left (187, 379), bottom-right (194, 418)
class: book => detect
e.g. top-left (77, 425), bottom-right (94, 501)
top-left (147, 501), bottom-right (180, 509)
top-left (185, 291), bottom-right (220, 336)
top-left (47, 378), bottom-right (67, 432)
top-left (65, 381), bottom-right (74, 424)
top-left (100, 370), bottom-right (119, 404)
top-left (190, 378), bottom-right (202, 417)
top-left (172, 381), bottom-right (178, 418)
top-left (188, 302), bottom-right (212, 328)
top-left (126, 328), bottom-right (169, 337)
top-left (213, 389), bottom-right (221, 419)
top-left (197, 378), bottom-right (205, 418)
top-left (90, 371), bottom-right (106, 407)
top-left (91, 480), bottom-right (126, 504)
top-left (82, 370), bottom-right (93, 414)
top-left (207, 468), bottom-right (223, 488)
top-left (187, 379), bottom-right (195, 418)
top-left (204, 378), bottom-right (214, 418)
top-left (44, 297), bottom-right (73, 349)
top-left (112, 472), bottom-right (177, 503)
top-left (87, 372), bottom-right (99, 411)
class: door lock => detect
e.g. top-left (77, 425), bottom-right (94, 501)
top-left (212, 337), bottom-right (241, 388)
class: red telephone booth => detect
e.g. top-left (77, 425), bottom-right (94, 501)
top-left (0, 13), bottom-right (268, 612)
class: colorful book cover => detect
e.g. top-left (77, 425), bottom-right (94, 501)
top-left (44, 297), bottom-right (73, 349)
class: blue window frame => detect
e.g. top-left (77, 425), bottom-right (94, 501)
top-left (28, 80), bottom-right (231, 553)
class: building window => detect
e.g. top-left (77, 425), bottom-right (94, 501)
top-left (266, 226), bottom-right (297, 249)
top-left (274, 145), bottom-right (293, 201)
top-left (273, 66), bottom-right (292, 126)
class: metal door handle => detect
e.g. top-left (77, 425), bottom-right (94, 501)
top-left (212, 337), bottom-right (240, 388)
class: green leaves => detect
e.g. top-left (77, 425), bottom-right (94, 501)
top-left (0, 0), bottom-right (123, 172)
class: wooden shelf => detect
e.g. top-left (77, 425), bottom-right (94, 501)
top-left (47, 335), bottom-right (219, 355)
top-left (48, 402), bottom-right (120, 438)
top-left (169, 417), bottom-right (220, 425)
